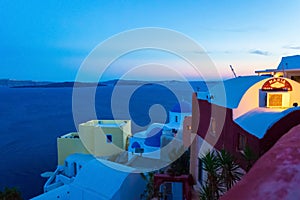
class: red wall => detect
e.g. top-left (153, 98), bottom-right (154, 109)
top-left (261, 110), bottom-right (300, 154)
top-left (192, 92), bottom-right (300, 169)
top-left (192, 93), bottom-right (260, 169)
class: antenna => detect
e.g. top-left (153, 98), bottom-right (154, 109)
top-left (229, 65), bottom-right (237, 78)
top-left (280, 62), bottom-right (287, 77)
top-left (284, 63), bottom-right (288, 77)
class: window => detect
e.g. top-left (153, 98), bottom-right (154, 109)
top-left (268, 94), bottom-right (282, 107)
top-left (175, 116), bottom-right (178, 122)
top-left (198, 158), bottom-right (202, 183)
top-left (172, 129), bottom-right (178, 135)
top-left (292, 76), bottom-right (300, 83)
top-left (186, 125), bottom-right (192, 130)
top-left (73, 162), bottom-right (77, 176)
top-left (106, 134), bottom-right (113, 143)
top-left (267, 93), bottom-right (290, 108)
top-left (209, 117), bottom-right (216, 136)
top-left (238, 134), bottom-right (246, 151)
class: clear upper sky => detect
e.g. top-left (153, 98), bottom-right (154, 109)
top-left (1, 0), bottom-right (300, 81)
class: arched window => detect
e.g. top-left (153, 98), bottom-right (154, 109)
top-left (238, 134), bottom-right (246, 151)
top-left (209, 117), bottom-right (216, 136)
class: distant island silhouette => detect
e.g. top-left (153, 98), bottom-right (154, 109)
top-left (0, 78), bottom-right (218, 91)
top-left (12, 82), bottom-right (107, 88)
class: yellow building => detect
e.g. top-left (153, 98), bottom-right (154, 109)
top-left (57, 120), bottom-right (131, 165)
top-left (57, 132), bottom-right (89, 165)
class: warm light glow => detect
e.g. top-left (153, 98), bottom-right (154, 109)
top-left (274, 72), bottom-right (284, 78)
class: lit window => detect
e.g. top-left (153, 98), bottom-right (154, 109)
top-left (266, 92), bottom-right (290, 108)
top-left (106, 134), bottom-right (113, 143)
top-left (268, 94), bottom-right (282, 107)
top-left (186, 125), bottom-right (192, 130)
top-left (238, 134), bottom-right (246, 151)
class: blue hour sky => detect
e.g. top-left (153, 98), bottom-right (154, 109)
top-left (1, 0), bottom-right (300, 81)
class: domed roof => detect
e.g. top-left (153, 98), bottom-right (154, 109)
top-left (170, 101), bottom-right (192, 113)
top-left (131, 141), bottom-right (141, 149)
top-left (144, 127), bottom-right (163, 147)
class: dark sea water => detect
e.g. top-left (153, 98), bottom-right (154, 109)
top-left (0, 82), bottom-right (203, 199)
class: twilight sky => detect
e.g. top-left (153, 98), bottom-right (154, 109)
top-left (1, 0), bottom-right (300, 81)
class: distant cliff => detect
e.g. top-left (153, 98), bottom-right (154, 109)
top-left (0, 78), bottom-right (217, 90)
top-left (0, 79), bottom-right (51, 87)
